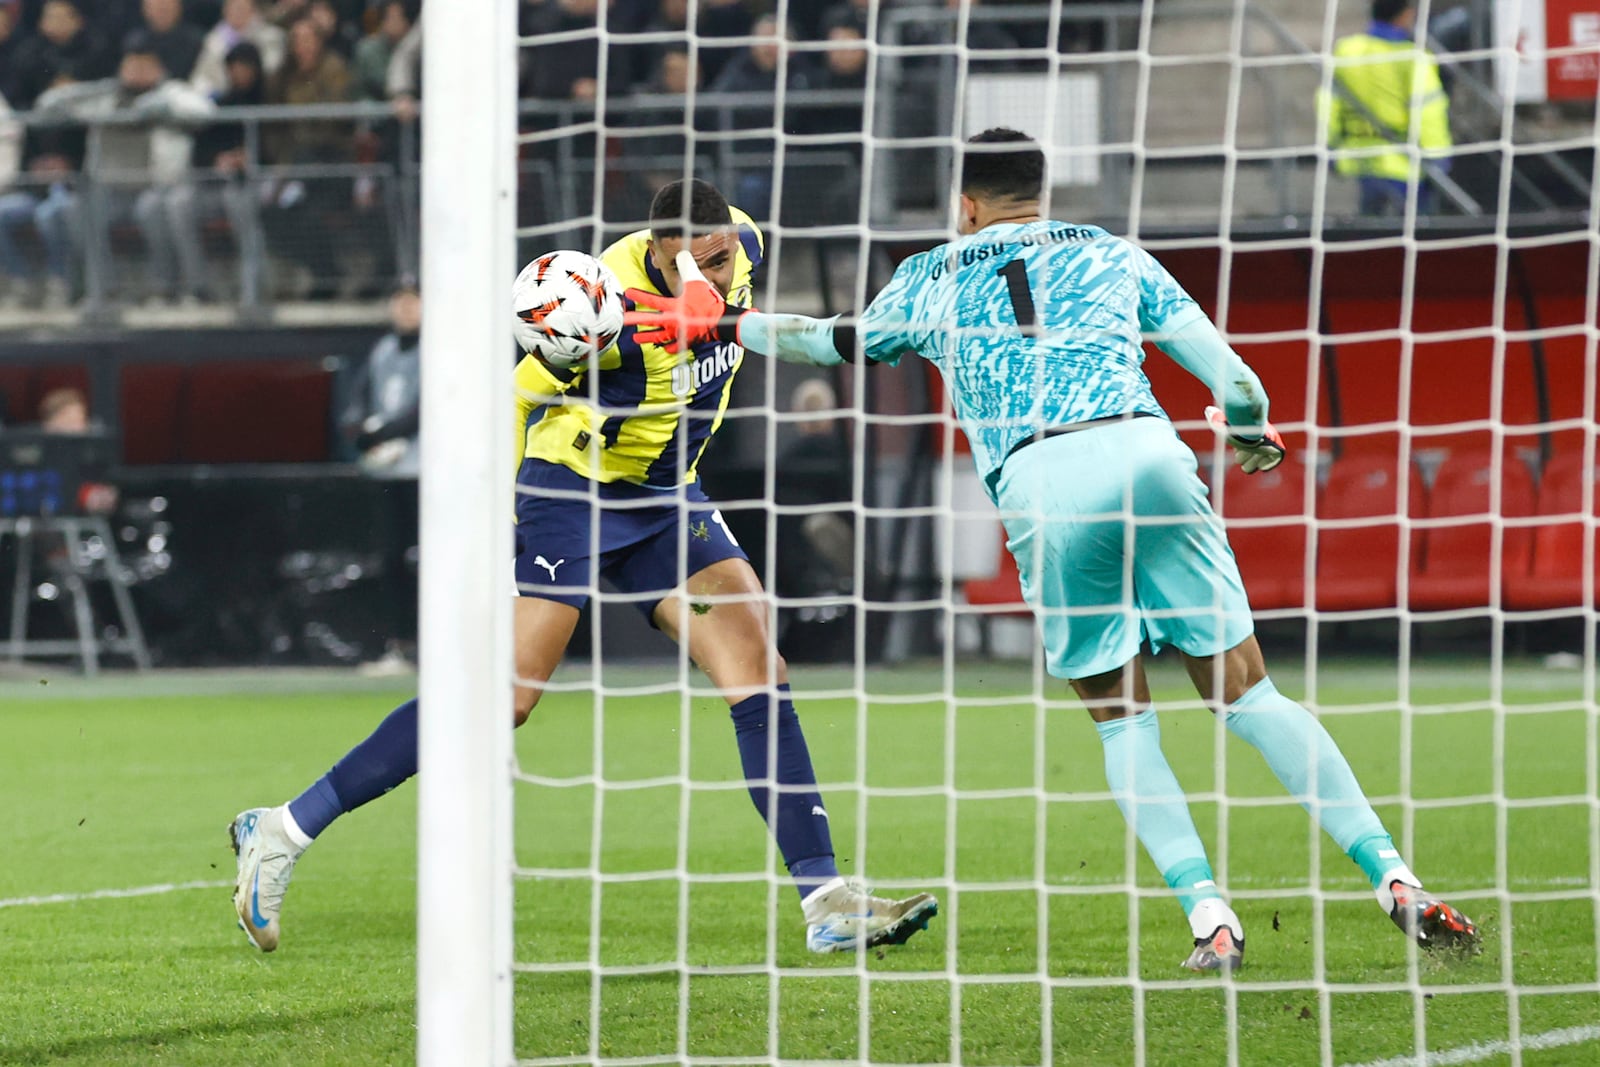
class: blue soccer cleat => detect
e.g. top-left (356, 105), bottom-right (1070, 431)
top-left (228, 806), bottom-right (303, 952)
top-left (802, 877), bottom-right (939, 954)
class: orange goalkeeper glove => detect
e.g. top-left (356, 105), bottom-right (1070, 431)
top-left (1205, 405), bottom-right (1287, 474)
top-left (622, 250), bottom-right (745, 353)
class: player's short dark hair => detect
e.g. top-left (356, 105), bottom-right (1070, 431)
top-left (1371, 0), bottom-right (1412, 23)
top-left (961, 127), bottom-right (1046, 203)
top-left (649, 179), bottom-right (732, 239)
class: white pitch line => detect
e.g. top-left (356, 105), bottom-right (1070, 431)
top-left (1340, 1023), bottom-right (1600, 1067)
top-left (0, 879), bottom-right (232, 909)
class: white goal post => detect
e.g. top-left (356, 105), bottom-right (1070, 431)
top-left (416, 0), bottom-right (518, 1063)
top-left (414, 1), bottom-right (1599, 1064)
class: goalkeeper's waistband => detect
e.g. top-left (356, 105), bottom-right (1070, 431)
top-left (988, 411), bottom-right (1161, 495)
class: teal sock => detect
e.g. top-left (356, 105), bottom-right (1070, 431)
top-left (1223, 678), bottom-right (1403, 888)
top-left (1095, 711), bottom-right (1221, 916)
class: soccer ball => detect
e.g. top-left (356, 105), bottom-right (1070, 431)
top-left (511, 250), bottom-right (625, 368)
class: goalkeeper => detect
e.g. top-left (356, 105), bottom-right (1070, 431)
top-left (227, 179), bottom-right (937, 957)
top-left (624, 129), bottom-right (1481, 971)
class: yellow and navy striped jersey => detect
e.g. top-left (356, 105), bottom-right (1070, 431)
top-left (513, 208), bottom-right (763, 489)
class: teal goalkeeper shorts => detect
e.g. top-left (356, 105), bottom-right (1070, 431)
top-left (993, 415), bottom-right (1255, 680)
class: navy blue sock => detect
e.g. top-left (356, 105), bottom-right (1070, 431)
top-left (729, 685), bottom-right (839, 899)
top-left (287, 698), bottom-right (419, 841)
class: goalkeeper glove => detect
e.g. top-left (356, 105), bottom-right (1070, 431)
top-left (1205, 405), bottom-right (1287, 474)
top-left (622, 250), bottom-right (744, 353)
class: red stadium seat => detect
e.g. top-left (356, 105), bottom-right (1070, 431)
top-left (1322, 296), bottom-right (1523, 458)
top-left (1532, 297), bottom-right (1591, 460)
top-left (1213, 460), bottom-right (1309, 611)
top-left (1409, 452), bottom-right (1536, 610)
top-left (1316, 455), bottom-right (1422, 611)
top-left (1504, 452), bottom-right (1595, 610)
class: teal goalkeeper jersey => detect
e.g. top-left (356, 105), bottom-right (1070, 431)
top-left (858, 221), bottom-right (1210, 493)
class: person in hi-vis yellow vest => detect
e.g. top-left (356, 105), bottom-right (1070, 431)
top-left (1321, 0), bottom-right (1452, 216)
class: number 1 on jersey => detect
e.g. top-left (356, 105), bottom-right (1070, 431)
top-left (998, 259), bottom-right (1036, 330)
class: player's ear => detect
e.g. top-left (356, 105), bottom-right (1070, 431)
top-left (956, 194), bottom-right (978, 235)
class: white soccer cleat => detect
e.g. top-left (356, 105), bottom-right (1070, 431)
top-left (802, 877), bottom-right (939, 954)
top-left (1182, 924), bottom-right (1244, 972)
top-left (229, 806), bottom-right (303, 952)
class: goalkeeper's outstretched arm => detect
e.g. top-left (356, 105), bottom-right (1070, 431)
top-left (1154, 309), bottom-right (1270, 437)
top-left (623, 251), bottom-right (858, 367)
top-left (734, 311), bottom-right (855, 366)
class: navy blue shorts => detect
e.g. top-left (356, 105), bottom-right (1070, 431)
top-left (512, 458), bottom-right (747, 619)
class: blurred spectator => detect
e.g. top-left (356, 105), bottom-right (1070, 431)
top-left (804, 9), bottom-right (868, 136)
top-left (683, 0), bottom-right (752, 87)
top-left (31, 38), bottom-right (215, 305)
top-left (185, 41), bottom-right (267, 300)
top-left (190, 0), bottom-right (287, 99)
top-left (269, 16), bottom-right (354, 154)
top-left (0, 4), bottom-right (22, 104)
top-left (655, 47), bottom-right (696, 95)
top-left (384, 12), bottom-right (421, 119)
top-left (817, 0), bottom-right (870, 39)
top-left (0, 72), bottom-right (85, 308)
top-left (618, 45), bottom-right (705, 218)
top-left (709, 15), bottom-right (815, 214)
top-left (265, 0), bottom-right (313, 30)
top-left (0, 87), bottom-right (23, 308)
top-left (308, 0), bottom-right (358, 58)
top-left (131, 0), bottom-right (207, 82)
top-left (352, 0), bottom-right (410, 101)
top-left (37, 386), bottom-right (119, 512)
top-left (263, 16), bottom-right (351, 298)
top-left (8, 0), bottom-right (115, 110)
top-left (623, 0), bottom-right (752, 91)
top-left (773, 377), bottom-right (855, 661)
top-left (710, 15), bottom-right (814, 96)
top-left (38, 386), bottom-right (89, 433)
top-left (521, 0), bottom-right (633, 102)
top-left (337, 281), bottom-right (420, 475)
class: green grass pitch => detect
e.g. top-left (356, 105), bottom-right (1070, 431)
top-left (1, 657), bottom-right (1596, 1066)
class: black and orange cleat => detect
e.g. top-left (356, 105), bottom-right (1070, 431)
top-left (1182, 924), bottom-right (1244, 972)
top-left (1388, 879), bottom-right (1481, 954)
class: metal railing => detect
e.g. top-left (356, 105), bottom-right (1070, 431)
top-left (7, 100), bottom-right (418, 316)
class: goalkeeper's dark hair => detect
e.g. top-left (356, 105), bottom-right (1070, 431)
top-left (649, 179), bottom-right (732, 239)
top-left (1371, 0), bottom-right (1413, 23)
top-left (961, 128), bottom-right (1046, 204)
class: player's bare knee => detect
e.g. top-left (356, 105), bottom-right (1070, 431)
top-left (1221, 639), bottom-right (1268, 704)
top-left (769, 650), bottom-right (790, 686)
top-left (512, 686), bottom-right (542, 727)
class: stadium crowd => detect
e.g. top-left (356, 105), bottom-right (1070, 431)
top-left (0, 0), bottom-right (1099, 307)
top-left (0, 0), bottom-right (426, 306)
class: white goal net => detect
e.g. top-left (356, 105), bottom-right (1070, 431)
top-left (422, 1), bottom-right (1599, 1064)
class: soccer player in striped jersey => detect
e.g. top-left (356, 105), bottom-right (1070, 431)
top-left (625, 131), bottom-right (1481, 971)
top-left (228, 180), bottom-right (937, 955)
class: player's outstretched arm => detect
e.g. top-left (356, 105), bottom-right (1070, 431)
top-left (623, 251), bottom-right (853, 367)
top-left (1156, 311), bottom-right (1286, 474)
